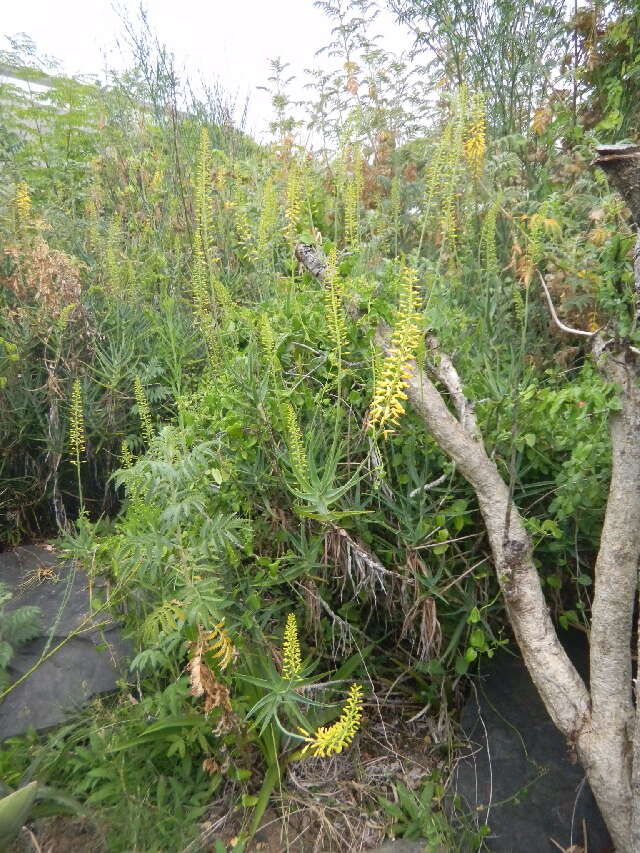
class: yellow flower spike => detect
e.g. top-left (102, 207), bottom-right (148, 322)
top-left (369, 264), bottom-right (423, 437)
top-left (301, 683), bottom-right (364, 757)
top-left (257, 313), bottom-right (281, 381)
top-left (133, 376), bottom-right (154, 445)
top-left (344, 143), bottom-right (362, 249)
top-left (285, 162), bottom-right (302, 247)
top-left (120, 441), bottom-right (134, 469)
top-left (14, 181), bottom-right (32, 231)
top-left (69, 379), bottom-right (86, 467)
top-left (255, 177), bottom-right (279, 266)
top-left (282, 403), bottom-right (308, 485)
top-left (323, 247), bottom-right (348, 368)
top-left (464, 93), bottom-right (486, 179)
top-left (282, 613), bottom-right (302, 680)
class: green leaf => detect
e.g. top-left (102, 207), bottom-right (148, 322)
top-left (0, 641), bottom-right (12, 669)
top-left (455, 656), bottom-right (469, 675)
top-left (470, 628), bottom-right (485, 648)
top-left (0, 782), bottom-right (38, 845)
top-left (229, 768), bottom-right (252, 782)
top-left (467, 607), bottom-right (481, 624)
top-left (376, 796), bottom-right (404, 820)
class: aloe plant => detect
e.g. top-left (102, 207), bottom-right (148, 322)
top-left (0, 781), bottom-right (38, 846)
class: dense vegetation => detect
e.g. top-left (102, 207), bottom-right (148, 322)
top-left (1, 1), bottom-right (639, 850)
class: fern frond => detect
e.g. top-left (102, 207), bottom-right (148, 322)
top-left (344, 143), bottom-right (362, 249)
top-left (285, 161), bottom-right (302, 246)
top-left (256, 177), bottom-right (279, 266)
top-left (141, 599), bottom-right (185, 645)
top-left (196, 127), bottom-right (215, 259)
top-left (481, 197), bottom-right (500, 279)
top-left (2, 605), bottom-right (41, 645)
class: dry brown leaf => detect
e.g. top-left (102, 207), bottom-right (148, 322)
top-left (187, 635), bottom-right (232, 715)
top-left (202, 757), bottom-right (219, 775)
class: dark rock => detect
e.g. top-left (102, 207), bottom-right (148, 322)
top-left (451, 633), bottom-right (613, 853)
top-left (0, 545), bottom-right (130, 740)
top-left (367, 843), bottom-right (426, 853)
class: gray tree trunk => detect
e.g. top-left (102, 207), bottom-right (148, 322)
top-left (294, 145), bottom-right (640, 848)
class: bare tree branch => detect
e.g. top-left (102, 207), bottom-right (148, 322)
top-left (537, 271), bottom-right (595, 338)
top-left (408, 472), bottom-right (448, 498)
top-left (425, 335), bottom-right (482, 440)
top-left (294, 242), bottom-right (327, 279)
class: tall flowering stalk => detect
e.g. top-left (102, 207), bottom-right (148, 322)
top-left (344, 143), bottom-right (362, 249)
top-left (14, 181), bottom-right (32, 234)
top-left (285, 161), bottom-right (301, 247)
top-left (282, 403), bottom-right (309, 485)
top-left (464, 93), bottom-right (487, 178)
top-left (323, 247), bottom-right (348, 388)
top-left (134, 376), bottom-right (154, 445)
top-left (69, 378), bottom-right (86, 513)
top-left (257, 312), bottom-right (281, 383)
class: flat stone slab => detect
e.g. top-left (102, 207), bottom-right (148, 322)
top-left (0, 545), bottom-right (130, 740)
top-left (451, 633), bottom-right (613, 853)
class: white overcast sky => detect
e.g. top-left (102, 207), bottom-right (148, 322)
top-left (2, 0), bottom-right (411, 139)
